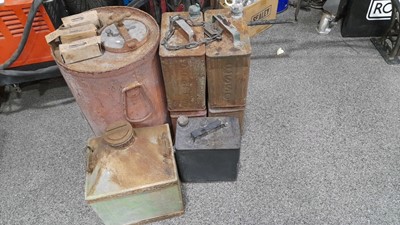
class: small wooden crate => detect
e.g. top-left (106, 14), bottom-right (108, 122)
top-left (159, 12), bottom-right (206, 112)
top-left (219, 0), bottom-right (278, 37)
top-left (85, 122), bottom-right (184, 225)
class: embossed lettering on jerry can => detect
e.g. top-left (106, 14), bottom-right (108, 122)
top-left (205, 9), bottom-right (251, 109)
top-left (208, 104), bottom-right (245, 133)
top-left (174, 117), bottom-right (241, 182)
top-left (51, 7), bottom-right (168, 135)
top-left (159, 11), bottom-right (206, 112)
top-left (85, 121), bottom-right (184, 225)
top-left (169, 109), bottom-right (207, 135)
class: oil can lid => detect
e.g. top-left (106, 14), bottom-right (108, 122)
top-left (103, 121), bottom-right (134, 147)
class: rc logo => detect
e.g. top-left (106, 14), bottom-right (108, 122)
top-left (366, 0), bottom-right (392, 20)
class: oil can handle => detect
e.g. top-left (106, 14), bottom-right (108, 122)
top-left (191, 119), bottom-right (225, 139)
top-left (122, 82), bottom-right (154, 123)
top-left (174, 17), bottom-right (195, 42)
top-left (212, 14), bottom-right (241, 47)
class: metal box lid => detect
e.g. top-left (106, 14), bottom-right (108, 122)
top-left (204, 9), bottom-right (251, 58)
top-left (175, 117), bottom-right (241, 151)
top-left (159, 12), bottom-right (205, 57)
top-left (85, 122), bottom-right (178, 203)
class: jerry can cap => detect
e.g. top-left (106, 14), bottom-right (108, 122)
top-left (103, 121), bottom-right (134, 147)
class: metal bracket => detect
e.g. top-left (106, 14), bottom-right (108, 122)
top-left (371, 0), bottom-right (400, 65)
top-left (212, 14), bottom-right (241, 47)
top-left (174, 17), bottom-right (195, 42)
top-left (191, 119), bottom-right (225, 139)
top-left (204, 22), bottom-right (223, 38)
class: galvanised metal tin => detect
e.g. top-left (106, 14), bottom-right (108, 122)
top-left (159, 12), bottom-right (206, 112)
top-left (51, 7), bottom-right (168, 135)
top-left (85, 121), bottom-right (184, 225)
top-left (205, 9), bottom-right (251, 109)
top-left (174, 117), bottom-right (241, 182)
top-left (208, 105), bottom-right (245, 134)
top-left (169, 109), bottom-right (207, 135)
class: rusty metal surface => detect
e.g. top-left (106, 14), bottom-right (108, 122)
top-left (208, 105), bottom-right (245, 133)
top-left (160, 12), bottom-right (206, 112)
top-left (204, 9), bottom-right (251, 57)
top-left (169, 109), bottom-right (207, 134)
top-left (205, 9), bottom-right (251, 109)
top-left (52, 6), bottom-right (168, 135)
top-left (53, 7), bottom-right (160, 73)
top-left (159, 12), bottom-right (205, 57)
top-left (85, 123), bottom-right (178, 201)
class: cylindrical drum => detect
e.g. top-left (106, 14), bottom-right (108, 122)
top-left (52, 7), bottom-right (168, 135)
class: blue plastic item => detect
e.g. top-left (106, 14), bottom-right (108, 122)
top-left (123, 0), bottom-right (132, 5)
top-left (277, 0), bottom-right (288, 13)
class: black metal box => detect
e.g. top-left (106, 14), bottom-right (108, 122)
top-left (174, 117), bottom-right (241, 182)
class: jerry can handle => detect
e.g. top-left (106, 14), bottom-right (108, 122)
top-left (160, 132), bottom-right (172, 159)
top-left (174, 17), bottom-right (195, 42)
top-left (191, 119), bottom-right (226, 139)
top-left (212, 14), bottom-right (241, 47)
top-left (122, 82), bottom-right (154, 123)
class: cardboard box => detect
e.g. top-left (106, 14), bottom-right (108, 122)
top-left (59, 36), bottom-right (102, 64)
top-left (45, 24), bottom-right (98, 44)
top-left (60, 24), bottom-right (97, 44)
top-left (220, 0), bottom-right (278, 37)
top-left (61, 10), bottom-right (100, 28)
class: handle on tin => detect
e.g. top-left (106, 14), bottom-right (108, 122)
top-left (212, 14), bottom-right (241, 47)
top-left (85, 139), bottom-right (96, 173)
top-left (159, 132), bottom-right (172, 159)
top-left (173, 16), bottom-right (195, 42)
top-left (122, 82), bottom-right (154, 123)
top-left (191, 119), bottom-right (225, 139)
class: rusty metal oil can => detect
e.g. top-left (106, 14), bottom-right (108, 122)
top-left (169, 109), bottom-right (207, 135)
top-left (159, 12), bottom-right (206, 112)
top-left (85, 121), bottom-right (184, 225)
top-left (205, 9), bottom-right (251, 109)
top-left (174, 117), bottom-right (241, 182)
top-left (208, 104), bottom-right (245, 134)
top-left (51, 7), bottom-right (168, 135)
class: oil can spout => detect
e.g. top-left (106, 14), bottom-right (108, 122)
top-left (103, 121), bottom-right (135, 147)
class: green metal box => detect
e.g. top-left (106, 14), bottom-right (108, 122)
top-left (85, 121), bottom-right (184, 225)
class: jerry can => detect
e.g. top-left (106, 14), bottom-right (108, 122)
top-left (85, 121), bottom-right (184, 225)
top-left (169, 109), bottom-right (207, 135)
top-left (159, 11), bottom-right (206, 112)
top-left (205, 9), bottom-right (251, 109)
top-left (174, 117), bottom-right (241, 182)
top-left (51, 7), bottom-right (168, 135)
top-left (208, 104), bottom-right (245, 133)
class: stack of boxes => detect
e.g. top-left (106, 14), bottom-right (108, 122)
top-left (160, 9), bottom-right (251, 134)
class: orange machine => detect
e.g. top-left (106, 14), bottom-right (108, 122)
top-left (0, 0), bottom-right (56, 68)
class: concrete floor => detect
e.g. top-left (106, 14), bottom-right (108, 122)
top-left (1, 7), bottom-right (400, 225)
